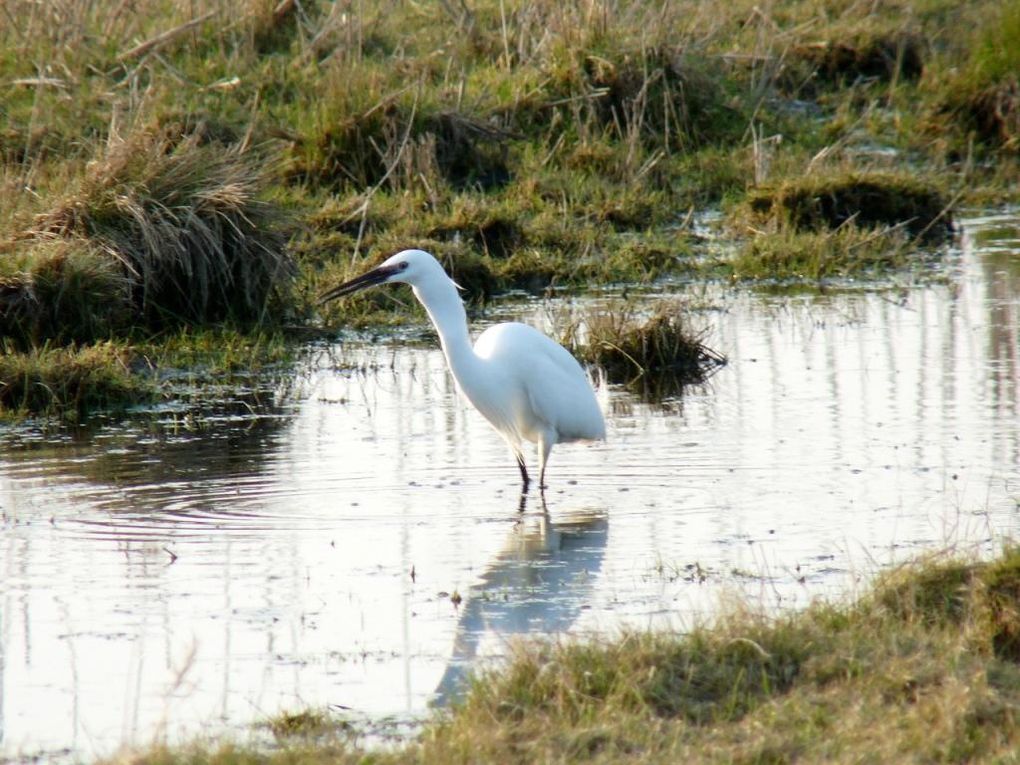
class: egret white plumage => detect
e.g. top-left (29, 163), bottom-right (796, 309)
top-left (319, 249), bottom-right (606, 491)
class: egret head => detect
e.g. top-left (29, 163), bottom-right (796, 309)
top-left (318, 249), bottom-right (447, 304)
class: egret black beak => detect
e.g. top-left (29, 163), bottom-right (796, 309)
top-left (317, 264), bottom-right (400, 305)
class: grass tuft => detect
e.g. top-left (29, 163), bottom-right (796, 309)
top-left (789, 27), bottom-right (926, 92)
top-left (926, 0), bottom-right (1020, 154)
top-left (745, 170), bottom-right (951, 242)
top-left (0, 238), bottom-right (132, 349)
top-left (874, 547), bottom-right (1020, 662)
top-left (730, 223), bottom-right (916, 282)
top-left (22, 129), bottom-right (294, 332)
top-left (0, 341), bottom-right (149, 419)
top-left (565, 302), bottom-right (725, 399)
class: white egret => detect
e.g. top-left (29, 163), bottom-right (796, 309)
top-left (319, 249), bottom-right (606, 491)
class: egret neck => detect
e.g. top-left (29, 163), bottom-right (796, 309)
top-left (318, 247), bottom-right (606, 491)
top-left (411, 278), bottom-right (483, 391)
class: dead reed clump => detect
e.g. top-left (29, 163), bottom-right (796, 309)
top-left (27, 130), bottom-right (294, 330)
top-left (565, 302), bottom-right (725, 398)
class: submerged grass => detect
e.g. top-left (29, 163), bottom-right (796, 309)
top-left (120, 545), bottom-right (1020, 764)
top-left (730, 224), bottom-right (917, 282)
top-left (0, 328), bottom-right (297, 419)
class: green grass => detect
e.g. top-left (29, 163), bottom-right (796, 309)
top-left (2, 0), bottom-right (1020, 417)
top-left (0, 341), bottom-right (149, 419)
top-left (138, 326), bottom-right (297, 375)
top-left (16, 130), bottom-right (293, 329)
top-left (730, 224), bottom-right (920, 282)
top-left (118, 545), bottom-right (1020, 764)
top-left (744, 170), bottom-right (951, 242)
top-left (921, 0), bottom-right (1020, 156)
top-left (0, 238), bottom-right (132, 348)
top-left (727, 167), bottom-right (953, 281)
top-left (0, 328), bottom-right (299, 419)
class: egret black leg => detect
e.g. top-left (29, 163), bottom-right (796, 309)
top-left (516, 454), bottom-right (530, 492)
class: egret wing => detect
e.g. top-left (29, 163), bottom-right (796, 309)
top-left (475, 323), bottom-right (605, 443)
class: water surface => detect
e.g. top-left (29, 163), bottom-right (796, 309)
top-left (1, 213), bottom-right (1018, 762)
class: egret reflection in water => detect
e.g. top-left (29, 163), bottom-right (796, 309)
top-left (433, 497), bottom-right (609, 706)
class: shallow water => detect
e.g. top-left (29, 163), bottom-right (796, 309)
top-left (1, 213), bottom-right (1018, 762)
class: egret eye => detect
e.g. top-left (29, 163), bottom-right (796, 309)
top-left (400, 262), bottom-right (409, 270)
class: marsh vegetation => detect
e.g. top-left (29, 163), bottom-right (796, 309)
top-left (563, 300), bottom-right (725, 399)
top-left (124, 546), bottom-right (1020, 764)
top-left (2, 3), bottom-right (1019, 761)
top-left (2, 0), bottom-right (1019, 414)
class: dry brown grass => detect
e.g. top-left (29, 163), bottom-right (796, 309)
top-left (8, 129), bottom-right (293, 335)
